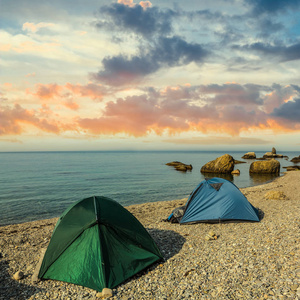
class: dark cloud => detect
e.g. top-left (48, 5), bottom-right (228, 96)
top-left (245, 0), bottom-right (300, 15)
top-left (257, 18), bottom-right (284, 38)
top-left (92, 36), bottom-right (208, 86)
top-left (271, 98), bottom-right (300, 122)
top-left (233, 42), bottom-right (300, 62)
top-left (199, 83), bottom-right (265, 106)
top-left (96, 3), bottom-right (176, 37)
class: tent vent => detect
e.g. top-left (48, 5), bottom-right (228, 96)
top-left (209, 183), bottom-right (223, 191)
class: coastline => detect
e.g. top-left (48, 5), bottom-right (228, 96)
top-left (0, 171), bottom-right (299, 299)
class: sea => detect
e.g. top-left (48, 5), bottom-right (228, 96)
top-left (0, 150), bottom-right (298, 226)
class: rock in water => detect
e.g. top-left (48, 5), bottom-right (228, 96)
top-left (272, 147), bottom-right (276, 154)
top-left (166, 161), bottom-right (193, 172)
top-left (291, 155), bottom-right (300, 163)
top-left (242, 152), bottom-right (256, 159)
top-left (249, 159), bottom-right (280, 174)
top-left (200, 154), bottom-right (234, 174)
top-left (231, 169), bottom-right (240, 175)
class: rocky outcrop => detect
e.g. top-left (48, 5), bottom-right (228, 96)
top-left (234, 160), bottom-right (246, 164)
top-left (283, 166), bottom-right (300, 171)
top-left (272, 147), bottom-right (276, 154)
top-left (291, 155), bottom-right (300, 163)
top-left (242, 152), bottom-right (256, 159)
top-left (166, 161), bottom-right (193, 172)
top-left (263, 152), bottom-right (284, 159)
top-left (249, 159), bottom-right (280, 174)
top-left (200, 154), bottom-right (234, 174)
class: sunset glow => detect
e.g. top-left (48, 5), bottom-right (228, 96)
top-left (1, 0), bottom-right (300, 151)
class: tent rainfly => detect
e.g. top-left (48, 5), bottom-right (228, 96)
top-left (38, 196), bottom-right (163, 292)
top-left (168, 177), bottom-right (260, 224)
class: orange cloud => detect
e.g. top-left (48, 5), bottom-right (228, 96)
top-left (63, 100), bottom-right (79, 111)
top-left (0, 104), bottom-right (60, 135)
top-left (1, 82), bottom-right (300, 138)
top-left (30, 83), bottom-right (62, 99)
top-left (139, 1), bottom-right (152, 9)
top-left (65, 83), bottom-right (106, 101)
top-left (29, 83), bottom-right (107, 103)
top-left (118, 0), bottom-right (135, 7)
top-left (117, 0), bottom-right (152, 9)
top-left (76, 84), bottom-right (300, 137)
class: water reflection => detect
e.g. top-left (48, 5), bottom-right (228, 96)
top-left (200, 172), bottom-right (233, 182)
top-left (249, 173), bottom-right (280, 186)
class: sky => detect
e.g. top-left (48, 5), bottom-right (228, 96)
top-left (0, 0), bottom-right (300, 151)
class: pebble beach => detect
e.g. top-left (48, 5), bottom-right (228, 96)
top-left (1, 171), bottom-right (299, 300)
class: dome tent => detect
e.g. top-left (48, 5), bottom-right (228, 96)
top-left (169, 177), bottom-right (260, 224)
top-left (38, 196), bottom-right (163, 292)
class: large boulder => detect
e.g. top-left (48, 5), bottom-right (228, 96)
top-left (272, 147), bottom-right (276, 154)
top-left (242, 152), bottom-right (256, 159)
top-left (249, 159), bottom-right (280, 174)
top-left (200, 154), bottom-right (234, 174)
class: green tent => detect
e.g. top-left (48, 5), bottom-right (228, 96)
top-left (38, 196), bottom-right (163, 291)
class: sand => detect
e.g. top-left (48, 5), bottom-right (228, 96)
top-left (0, 171), bottom-right (299, 299)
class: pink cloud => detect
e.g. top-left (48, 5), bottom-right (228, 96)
top-left (139, 1), bottom-right (152, 9)
top-left (117, 0), bottom-right (152, 9)
top-left (1, 82), bottom-right (300, 138)
top-left (0, 104), bottom-right (60, 135)
top-left (30, 83), bottom-right (62, 99)
top-left (29, 83), bottom-right (107, 102)
top-left (118, 0), bottom-right (135, 7)
top-left (65, 83), bottom-right (106, 101)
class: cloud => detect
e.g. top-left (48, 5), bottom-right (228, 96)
top-left (92, 36), bottom-right (208, 86)
top-left (245, 0), bottom-right (300, 15)
top-left (0, 104), bottom-right (60, 135)
top-left (233, 42), bottom-right (300, 62)
top-left (271, 98), bottom-right (300, 122)
top-left (96, 2), bottom-right (175, 37)
top-left (199, 83), bottom-right (265, 106)
top-left (2, 82), bottom-right (300, 138)
top-left (22, 22), bottom-right (55, 33)
top-left (28, 82), bottom-right (107, 102)
top-left (65, 83), bottom-right (107, 101)
top-left (77, 82), bottom-right (300, 137)
top-left (30, 83), bottom-right (62, 99)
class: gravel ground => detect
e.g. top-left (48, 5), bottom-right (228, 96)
top-left (1, 171), bottom-right (299, 300)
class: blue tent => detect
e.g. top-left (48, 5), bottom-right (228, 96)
top-left (171, 177), bottom-right (260, 224)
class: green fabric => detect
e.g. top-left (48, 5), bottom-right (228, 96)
top-left (42, 225), bottom-right (106, 291)
top-left (38, 196), bottom-right (162, 291)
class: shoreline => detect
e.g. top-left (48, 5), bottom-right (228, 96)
top-left (1, 171), bottom-right (299, 299)
top-left (0, 171), bottom-right (289, 228)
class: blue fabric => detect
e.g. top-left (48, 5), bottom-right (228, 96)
top-left (180, 178), bottom-right (259, 224)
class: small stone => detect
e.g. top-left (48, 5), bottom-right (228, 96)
top-left (96, 292), bottom-right (102, 298)
top-left (208, 230), bottom-right (216, 237)
top-left (231, 169), bottom-right (240, 175)
top-left (102, 288), bottom-right (113, 298)
top-left (13, 271), bottom-right (24, 280)
top-left (264, 191), bottom-right (287, 200)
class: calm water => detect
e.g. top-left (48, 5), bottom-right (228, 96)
top-left (0, 150), bottom-right (298, 226)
